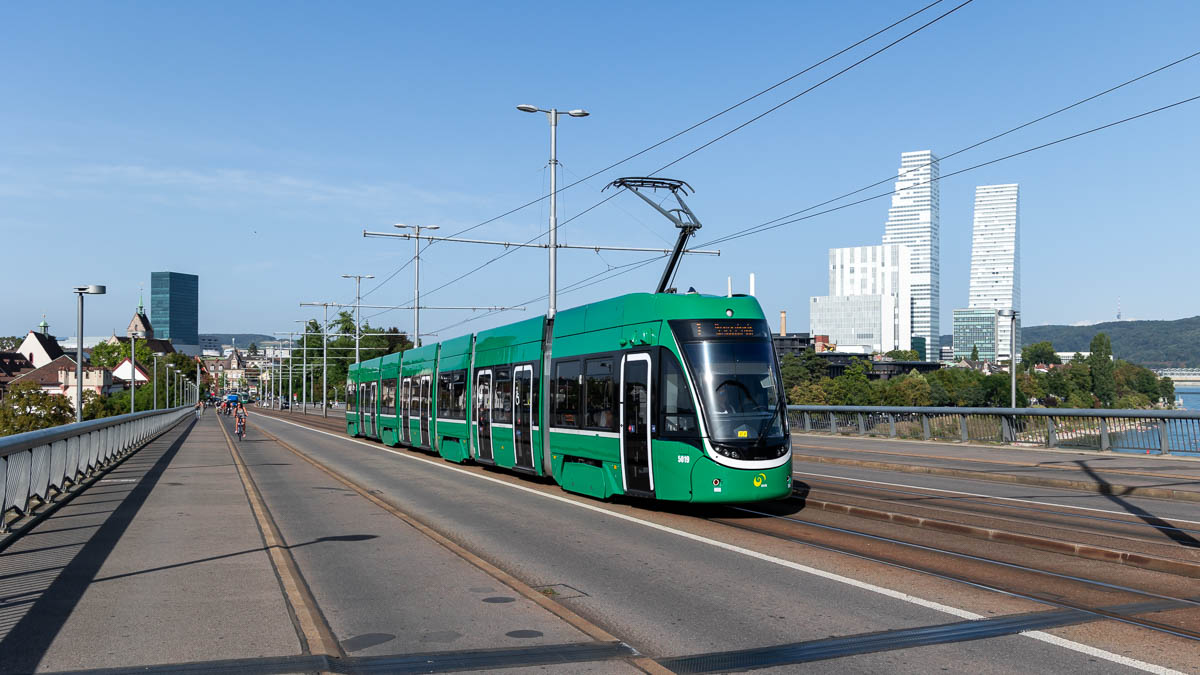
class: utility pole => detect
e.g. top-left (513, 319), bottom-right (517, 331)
top-left (390, 224), bottom-right (439, 347)
top-left (342, 274), bottom-right (374, 363)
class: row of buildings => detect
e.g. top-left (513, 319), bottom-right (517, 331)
top-left (805, 150), bottom-right (1021, 363)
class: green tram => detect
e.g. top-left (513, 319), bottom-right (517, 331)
top-left (345, 291), bottom-right (792, 503)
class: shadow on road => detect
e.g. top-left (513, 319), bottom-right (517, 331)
top-left (1075, 460), bottom-right (1200, 549)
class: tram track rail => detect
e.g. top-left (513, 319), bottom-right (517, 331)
top-left (707, 503), bottom-right (1200, 644)
top-left (250, 409), bottom-right (1199, 672)
top-left (253, 410), bottom-right (1200, 639)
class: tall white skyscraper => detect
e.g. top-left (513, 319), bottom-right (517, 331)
top-left (809, 244), bottom-right (912, 353)
top-left (967, 183), bottom-right (1020, 360)
top-left (882, 150), bottom-right (940, 360)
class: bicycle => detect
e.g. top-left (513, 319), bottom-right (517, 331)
top-left (235, 415), bottom-right (245, 441)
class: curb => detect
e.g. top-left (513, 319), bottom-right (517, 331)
top-left (799, 495), bottom-right (1200, 579)
top-left (792, 453), bottom-right (1200, 504)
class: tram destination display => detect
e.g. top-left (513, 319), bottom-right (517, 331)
top-left (671, 318), bottom-right (770, 340)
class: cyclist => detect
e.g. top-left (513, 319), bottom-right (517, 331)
top-left (234, 402), bottom-right (247, 440)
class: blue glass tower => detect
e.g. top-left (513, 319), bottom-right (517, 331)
top-left (150, 272), bottom-right (199, 345)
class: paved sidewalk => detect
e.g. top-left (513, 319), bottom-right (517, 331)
top-left (0, 415), bottom-right (299, 673)
top-left (791, 433), bottom-right (1200, 502)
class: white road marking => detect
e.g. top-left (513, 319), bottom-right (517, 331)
top-left (252, 413), bottom-right (1185, 675)
top-left (794, 470), bottom-right (1200, 526)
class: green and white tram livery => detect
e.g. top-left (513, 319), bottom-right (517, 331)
top-left (346, 291), bottom-right (792, 504)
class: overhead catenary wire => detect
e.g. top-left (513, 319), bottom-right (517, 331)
top-left (700, 92), bottom-right (1200, 249)
top-left (370, 0), bottom-right (973, 313)
top-left (725, 47), bottom-right (1200, 237)
top-left (427, 91), bottom-right (1200, 337)
top-left (354, 0), bottom-right (951, 301)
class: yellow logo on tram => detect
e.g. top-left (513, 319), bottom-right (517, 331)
top-left (753, 473), bottom-right (767, 487)
top-left (737, 430), bottom-right (748, 438)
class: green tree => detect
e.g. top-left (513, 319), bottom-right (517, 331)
top-left (878, 370), bottom-right (932, 406)
top-left (0, 336), bottom-right (20, 351)
top-left (789, 382), bottom-right (829, 405)
top-left (248, 343), bottom-right (259, 356)
top-left (89, 339), bottom-right (154, 370)
top-left (1066, 390), bottom-right (1093, 409)
top-left (0, 381), bottom-right (74, 435)
top-left (884, 349), bottom-right (919, 361)
top-left (970, 345), bottom-right (979, 361)
top-left (1088, 333), bottom-right (1116, 407)
top-left (1020, 341), bottom-right (1060, 368)
top-left (1159, 377), bottom-right (1176, 406)
top-left (780, 354), bottom-right (803, 391)
top-left (827, 358), bottom-right (875, 405)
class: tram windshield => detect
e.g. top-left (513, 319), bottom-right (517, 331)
top-left (671, 319), bottom-right (787, 458)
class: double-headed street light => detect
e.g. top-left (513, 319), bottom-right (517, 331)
top-left (516, 104), bottom-right (589, 320)
top-left (72, 285), bottom-right (105, 423)
top-left (998, 308), bottom-right (1019, 408)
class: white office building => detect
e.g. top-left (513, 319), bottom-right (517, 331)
top-left (966, 184), bottom-right (1020, 360)
top-left (882, 150), bottom-right (940, 360)
top-left (810, 244), bottom-right (912, 353)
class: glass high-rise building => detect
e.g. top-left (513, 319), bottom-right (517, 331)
top-left (882, 150), bottom-right (940, 361)
top-left (150, 271), bottom-right (199, 346)
top-left (966, 184), bottom-right (1020, 360)
top-left (953, 308), bottom-right (998, 361)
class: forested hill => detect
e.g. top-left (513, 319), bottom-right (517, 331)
top-left (1022, 317), bottom-right (1200, 368)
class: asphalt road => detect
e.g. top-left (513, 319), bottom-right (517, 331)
top-left (247, 412), bottom-right (1196, 673)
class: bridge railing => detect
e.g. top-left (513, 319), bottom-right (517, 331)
top-left (0, 406), bottom-right (193, 530)
top-left (787, 405), bottom-right (1200, 456)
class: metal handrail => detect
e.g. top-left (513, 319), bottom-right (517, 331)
top-left (786, 405), bottom-right (1200, 456)
top-left (0, 405), bottom-right (193, 529)
top-left (786, 405), bottom-right (1200, 420)
top-left (0, 406), bottom-right (192, 458)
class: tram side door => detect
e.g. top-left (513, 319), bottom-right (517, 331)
top-left (513, 364), bottom-right (534, 469)
top-left (419, 375), bottom-right (431, 447)
top-left (620, 353), bottom-right (654, 495)
top-left (369, 381), bottom-right (378, 437)
top-left (358, 383), bottom-right (367, 433)
top-left (475, 369), bottom-right (493, 461)
top-left (400, 378), bottom-right (411, 444)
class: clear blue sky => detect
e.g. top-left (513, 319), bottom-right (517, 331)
top-left (3, 1), bottom-right (1198, 342)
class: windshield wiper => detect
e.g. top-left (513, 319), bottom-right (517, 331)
top-left (754, 402), bottom-right (782, 448)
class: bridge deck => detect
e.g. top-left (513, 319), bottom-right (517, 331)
top-left (0, 413), bottom-right (634, 674)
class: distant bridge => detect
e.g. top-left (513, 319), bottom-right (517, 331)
top-left (1153, 368), bottom-right (1200, 385)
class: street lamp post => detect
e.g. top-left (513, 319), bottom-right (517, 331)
top-left (392, 224), bottom-right (438, 347)
top-left (167, 364), bottom-right (175, 408)
top-left (152, 353), bottom-right (165, 410)
top-left (72, 285), bottom-right (105, 423)
top-left (516, 104), bottom-right (589, 320)
top-left (130, 330), bottom-right (145, 414)
top-left (998, 309), bottom-right (1018, 408)
top-left (342, 274), bottom-right (374, 363)
top-left (296, 320), bottom-right (308, 415)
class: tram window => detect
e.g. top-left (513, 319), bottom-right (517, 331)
top-left (347, 382), bottom-right (355, 412)
top-left (553, 360), bottom-right (581, 427)
top-left (660, 351), bottom-right (699, 436)
top-left (494, 367), bottom-right (513, 423)
top-left (585, 358), bottom-right (616, 431)
top-left (409, 376), bottom-right (421, 413)
top-left (437, 370), bottom-right (467, 419)
top-left (382, 378), bottom-right (397, 415)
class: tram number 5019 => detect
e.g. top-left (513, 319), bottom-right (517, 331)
top-left (677, 455), bottom-right (690, 464)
